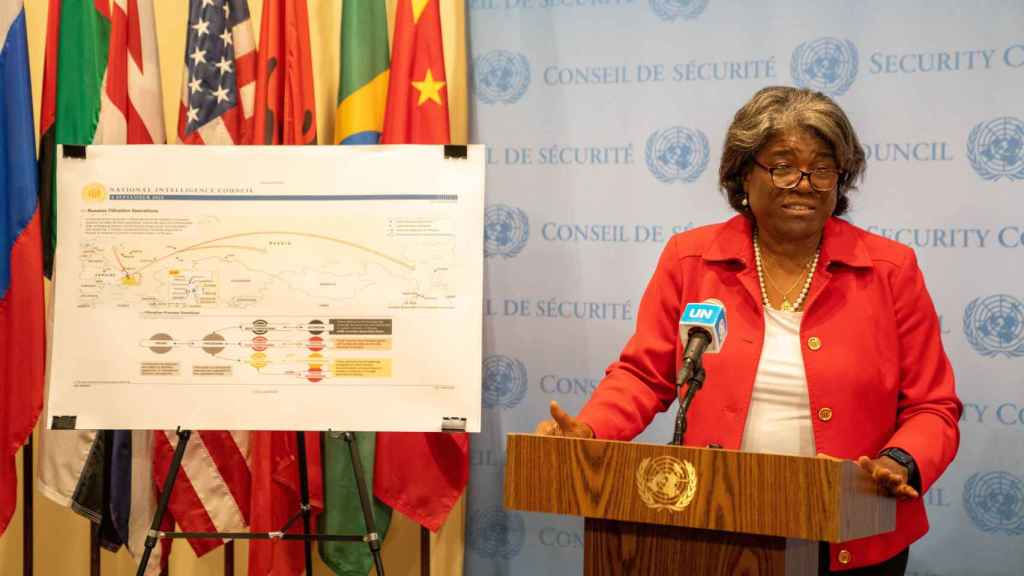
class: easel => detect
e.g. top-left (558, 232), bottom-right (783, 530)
top-left (136, 429), bottom-right (385, 576)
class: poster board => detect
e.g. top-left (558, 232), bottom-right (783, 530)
top-left (46, 145), bottom-right (484, 432)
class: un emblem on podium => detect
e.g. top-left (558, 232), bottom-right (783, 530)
top-left (484, 204), bottom-right (529, 258)
top-left (636, 456), bottom-right (697, 511)
top-left (963, 294), bottom-right (1024, 358)
top-left (791, 37), bottom-right (858, 96)
top-left (482, 355), bottom-right (527, 410)
top-left (650, 0), bottom-right (708, 21)
top-left (967, 117), bottom-right (1024, 181)
top-left (469, 506), bottom-right (527, 559)
top-left (473, 50), bottom-right (531, 105)
top-left (645, 127), bottom-right (710, 183)
top-left (963, 471), bottom-right (1024, 535)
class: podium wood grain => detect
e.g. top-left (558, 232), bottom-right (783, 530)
top-left (504, 433), bottom-right (895, 543)
top-left (584, 519), bottom-right (818, 576)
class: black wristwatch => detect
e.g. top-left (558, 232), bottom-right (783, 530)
top-left (879, 447), bottom-right (921, 492)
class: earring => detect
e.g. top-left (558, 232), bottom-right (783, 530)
top-left (741, 195), bottom-right (748, 207)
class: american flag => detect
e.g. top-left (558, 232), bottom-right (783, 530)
top-left (178, 0), bottom-right (255, 144)
top-left (158, 0), bottom-right (256, 556)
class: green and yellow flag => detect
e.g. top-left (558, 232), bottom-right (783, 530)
top-left (320, 2), bottom-right (393, 574)
top-left (333, 0), bottom-right (390, 144)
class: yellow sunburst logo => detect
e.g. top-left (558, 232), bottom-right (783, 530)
top-left (82, 182), bottom-right (108, 203)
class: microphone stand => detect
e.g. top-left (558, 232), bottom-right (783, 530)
top-left (671, 359), bottom-right (706, 446)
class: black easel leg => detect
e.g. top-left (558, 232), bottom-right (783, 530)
top-left (295, 432), bottom-right (314, 576)
top-left (137, 429), bottom-right (191, 576)
top-left (342, 432), bottom-right (385, 576)
top-left (23, 437), bottom-right (33, 576)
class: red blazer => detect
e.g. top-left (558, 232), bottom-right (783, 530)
top-left (577, 215), bottom-right (961, 571)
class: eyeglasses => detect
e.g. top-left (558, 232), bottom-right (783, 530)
top-left (752, 159), bottom-right (843, 193)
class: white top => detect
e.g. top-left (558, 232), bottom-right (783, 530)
top-left (740, 307), bottom-right (816, 457)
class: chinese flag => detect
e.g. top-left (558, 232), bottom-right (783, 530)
top-left (375, 0), bottom-right (468, 532)
top-left (380, 0), bottom-right (450, 145)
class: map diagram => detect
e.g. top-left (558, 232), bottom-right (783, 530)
top-left (76, 216), bottom-right (456, 312)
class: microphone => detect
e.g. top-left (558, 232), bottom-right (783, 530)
top-left (672, 299), bottom-right (727, 446)
top-left (676, 299), bottom-right (727, 386)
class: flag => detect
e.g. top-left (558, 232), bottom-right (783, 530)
top-left (34, 1), bottom-right (170, 571)
top-left (148, 0), bottom-right (258, 559)
top-left (318, 2), bottom-right (394, 574)
top-left (248, 431), bottom-right (323, 576)
top-left (374, 0), bottom-right (469, 533)
top-left (153, 430), bottom-right (251, 556)
top-left (100, 0), bottom-right (166, 145)
top-left (252, 0), bottom-right (316, 145)
top-left (380, 0), bottom-right (450, 145)
top-left (247, 2), bottom-right (323, 573)
top-left (320, 431), bottom-right (391, 575)
top-left (36, 0), bottom-right (112, 516)
top-left (178, 0), bottom-right (256, 145)
top-left (0, 0), bottom-right (45, 537)
top-left (103, 1), bottom-right (169, 571)
top-left (333, 0), bottom-right (389, 145)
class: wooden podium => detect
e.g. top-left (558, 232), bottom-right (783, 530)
top-left (504, 434), bottom-right (896, 575)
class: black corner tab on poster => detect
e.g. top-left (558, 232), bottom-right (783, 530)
top-left (443, 144), bottom-right (468, 159)
top-left (51, 415), bottom-right (77, 430)
top-left (441, 416), bottom-right (468, 432)
top-left (63, 145), bottom-right (87, 159)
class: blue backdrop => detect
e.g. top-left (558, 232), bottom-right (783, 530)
top-left (466, 1), bottom-right (1024, 574)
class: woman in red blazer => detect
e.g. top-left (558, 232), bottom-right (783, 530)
top-left (536, 86), bottom-right (961, 575)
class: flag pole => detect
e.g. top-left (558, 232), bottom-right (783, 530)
top-left (90, 522), bottom-right (101, 576)
top-left (23, 437), bottom-right (34, 576)
top-left (224, 541), bottom-right (233, 576)
top-left (420, 525), bottom-right (430, 576)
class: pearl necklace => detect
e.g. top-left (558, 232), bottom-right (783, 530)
top-left (753, 229), bottom-right (820, 312)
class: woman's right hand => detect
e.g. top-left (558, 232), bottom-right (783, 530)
top-left (534, 400), bottom-right (595, 438)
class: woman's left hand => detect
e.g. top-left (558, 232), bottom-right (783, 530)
top-left (856, 455), bottom-right (920, 500)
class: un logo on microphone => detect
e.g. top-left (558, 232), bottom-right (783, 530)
top-left (963, 294), bottom-right (1024, 358)
top-left (963, 471), bottom-right (1024, 535)
top-left (468, 506), bottom-right (526, 560)
top-left (645, 127), bottom-right (710, 184)
top-left (473, 50), bottom-right (531, 105)
top-left (482, 355), bottom-right (527, 410)
top-left (791, 37), bottom-right (858, 96)
top-left (650, 0), bottom-right (708, 21)
top-left (484, 204), bottom-right (529, 259)
top-left (967, 117), bottom-right (1024, 181)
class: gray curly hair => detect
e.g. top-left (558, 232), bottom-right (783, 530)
top-left (719, 86), bottom-right (866, 216)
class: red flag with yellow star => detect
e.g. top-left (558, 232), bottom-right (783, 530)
top-left (381, 0), bottom-right (450, 144)
top-left (375, 0), bottom-right (468, 532)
